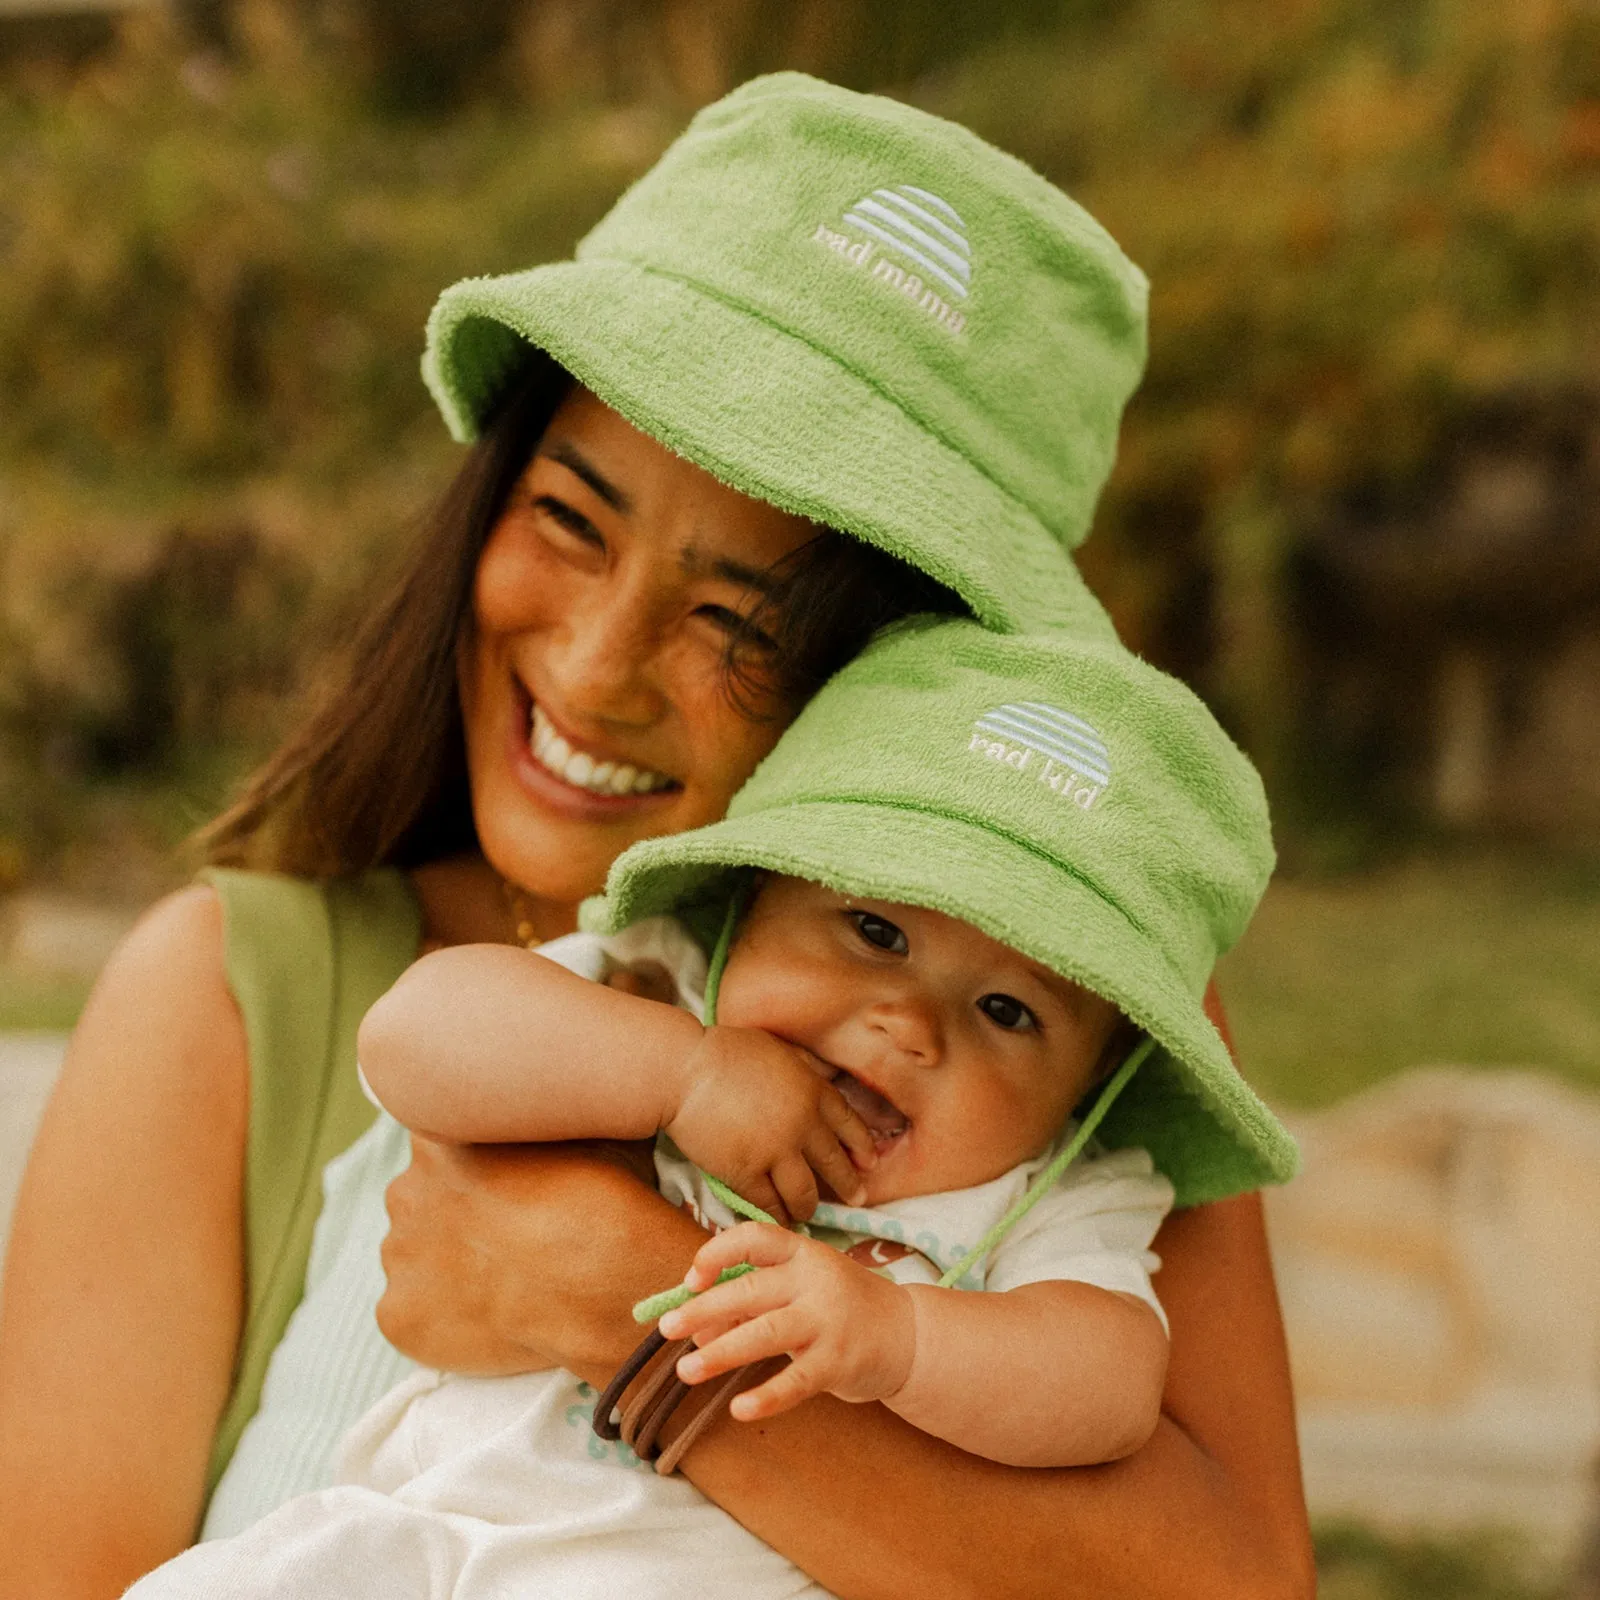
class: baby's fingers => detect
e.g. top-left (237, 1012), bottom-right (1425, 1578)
top-left (819, 1089), bottom-right (878, 1174)
top-left (803, 1125), bottom-right (868, 1209)
top-left (675, 1307), bottom-right (812, 1387)
top-left (680, 1221), bottom-right (797, 1293)
top-left (732, 1173), bottom-right (791, 1229)
top-left (729, 1356), bottom-right (825, 1421)
top-left (771, 1153), bottom-right (820, 1223)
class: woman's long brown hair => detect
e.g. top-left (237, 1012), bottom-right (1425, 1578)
top-left (202, 356), bottom-right (964, 879)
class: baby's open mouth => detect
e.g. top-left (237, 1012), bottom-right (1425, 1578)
top-left (831, 1070), bottom-right (909, 1150)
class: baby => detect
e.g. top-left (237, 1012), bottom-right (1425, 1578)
top-left (126, 618), bottom-right (1297, 1600)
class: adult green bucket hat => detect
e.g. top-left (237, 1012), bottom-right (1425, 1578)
top-left (589, 617), bottom-right (1298, 1209)
top-left (423, 73), bottom-right (1148, 639)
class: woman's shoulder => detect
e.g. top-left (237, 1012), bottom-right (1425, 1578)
top-left (96, 881), bottom-right (234, 1031)
top-left (80, 868), bottom-right (421, 1092)
top-left (60, 882), bottom-right (246, 1137)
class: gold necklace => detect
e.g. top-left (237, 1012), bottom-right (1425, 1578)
top-left (499, 878), bottom-right (541, 951)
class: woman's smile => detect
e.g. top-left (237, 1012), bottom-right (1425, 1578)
top-left (462, 386), bottom-right (817, 905)
top-left (504, 676), bottom-right (682, 821)
top-left (529, 704), bottom-right (676, 796)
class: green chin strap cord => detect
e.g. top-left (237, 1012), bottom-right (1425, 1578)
top-left (631, 887), bottom-right (765, 1328)
top-left (630, 882), bottom-right (1156, 1321)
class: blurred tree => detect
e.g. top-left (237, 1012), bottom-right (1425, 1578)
top-left (3, 0), bottom-right (1599, 870)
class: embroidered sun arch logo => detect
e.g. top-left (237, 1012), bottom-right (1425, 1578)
top-left (968, 701), bottom-right (1110, 810)
top-left (810, 182), bottom-right (970, 334)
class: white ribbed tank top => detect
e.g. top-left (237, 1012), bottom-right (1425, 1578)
top-left (201, 1112), bottom-right (417, 1539)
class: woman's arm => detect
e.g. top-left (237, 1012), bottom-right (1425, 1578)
top-left (0, 887), bottom-right (249, 1600)
top-left (378, 1142), bottom-right (1314, 1600)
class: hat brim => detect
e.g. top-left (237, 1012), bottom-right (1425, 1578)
top-left (595, 800), bottom-right (1298, 1208)
top-left (423, 261), bottom-right (1115, 640)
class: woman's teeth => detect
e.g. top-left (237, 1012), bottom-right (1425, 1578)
top-left (530, 705), bottom-right (674, 796)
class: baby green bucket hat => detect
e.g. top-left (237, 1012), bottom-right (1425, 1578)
top-left (423, 73), bottom-right (1148, 640)
top-left (588, 616), bottom-right (1298, 1209)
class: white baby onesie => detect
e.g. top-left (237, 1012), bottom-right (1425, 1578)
top-left (127, 919), bottom-right (1173, 1600)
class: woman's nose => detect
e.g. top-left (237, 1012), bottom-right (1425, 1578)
top-left (546, 587), bottom-right (666, 728)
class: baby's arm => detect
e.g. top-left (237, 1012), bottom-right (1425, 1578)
top-left (357, 944), bottom-right (873, 1220)
top-left (659, 1223), bottom-right (1167, 1468)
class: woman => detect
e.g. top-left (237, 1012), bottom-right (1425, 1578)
top-left (0, 75), bottom-right (1314, 1599)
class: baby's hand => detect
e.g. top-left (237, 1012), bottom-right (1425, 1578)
top-left (658, 1223), bottom-right (915, 1419)
top-left (668, 1027), bottom-right (876, 1222)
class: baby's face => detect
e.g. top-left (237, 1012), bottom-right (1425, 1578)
top-left (713, 876), bottom-right (1122, 1205)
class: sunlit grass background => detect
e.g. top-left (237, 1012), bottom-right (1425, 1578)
top-left (1221, 848), bottom-right (1600, 1106)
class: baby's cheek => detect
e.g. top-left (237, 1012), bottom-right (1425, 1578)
top-left (971, 1072), bottom-right (1070, 1160)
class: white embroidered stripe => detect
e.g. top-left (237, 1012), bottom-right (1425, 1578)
top-left (982, 708), bottom-right (1112, 777)
top-left (840, 213), bottom-right (971, 300)
top-left (1014, 701), bottom-right (1111, 750)
top-left (976, 714), bottom-right (1112, 783)
top-left (849, 197), bottom-right (972, 281)
top-left (871, 188), bottom-right (970, 256)
top-left (897, 183), bottom-right (966, 227)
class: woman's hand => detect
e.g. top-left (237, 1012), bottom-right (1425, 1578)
top-left (376, 1136), bottom-right (709, 1381)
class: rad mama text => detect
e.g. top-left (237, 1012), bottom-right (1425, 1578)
top-left (812, 222), bottom-right (967, 334)
top-left (968, 731), bottom-right (1105, 810)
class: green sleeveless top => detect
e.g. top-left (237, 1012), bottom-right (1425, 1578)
top-left (199, 867), bottom-right (422, 1499)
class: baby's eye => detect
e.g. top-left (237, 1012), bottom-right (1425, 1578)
top-left (847, 911), bottom-right (909, 955)
top-left (978, 993), bottom-right (1037, 1032)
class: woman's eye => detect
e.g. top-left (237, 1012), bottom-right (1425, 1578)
top-left (978, 993), bottom-right (1037, 1032)
top-left (696, 603), bottom-right (777, 651)
top-left (533, 496), bottom-right (604, 549)
top-left (847, 911), bottom-right (908, 954)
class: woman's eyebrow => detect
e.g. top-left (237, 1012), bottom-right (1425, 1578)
top-left (539, 439), bottom-right (633, 514)
top-left (679, 544), bottom-right (783, 596)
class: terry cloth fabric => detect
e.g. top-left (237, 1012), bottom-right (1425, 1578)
top-left (423, 72), bottom-right (1148, 639)
top-left (589, 617), bottom-right (1298, 1208)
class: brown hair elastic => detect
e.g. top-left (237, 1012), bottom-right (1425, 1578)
top-left (593, 1325), bottom-right (778, 1475)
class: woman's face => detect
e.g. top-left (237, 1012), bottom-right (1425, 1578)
top-left (461, 387), bottom-right (818, 908)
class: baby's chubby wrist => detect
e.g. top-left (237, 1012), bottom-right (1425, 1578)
top-left (850, 1270), bottom-right (919, 1405)
top-left (874, 1284), bottom-right (942, 1415)
top-left (666, 1023), bottom-right (744, 1136)
top-left (622, 1003), bottom-right (719, 1138)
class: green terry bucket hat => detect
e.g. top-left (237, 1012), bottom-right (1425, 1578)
top-left (423, 73), bottom-right (1149, 640)
top-left (588, 616), bottom-right (1298, 1209)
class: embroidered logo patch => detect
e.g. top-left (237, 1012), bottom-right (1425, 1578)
top-left (811, 183), bottom-right (969, 335)
top-left (968, 701), bottom-right (1110, 810)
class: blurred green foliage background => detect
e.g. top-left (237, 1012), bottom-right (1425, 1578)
top-left (4, 0), bottom-right (1600, 865)
top-left (2, 0), bottom-right (1599, 1105)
